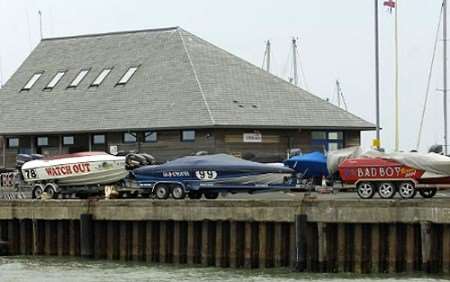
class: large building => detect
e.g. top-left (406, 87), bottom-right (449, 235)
top-left (0, 27), bottom-right (374, 167)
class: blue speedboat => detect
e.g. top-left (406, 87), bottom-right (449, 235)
top-left (130, 154), bottom-right (295, 199)
top-left (284, 151), bottom-right (328, 178)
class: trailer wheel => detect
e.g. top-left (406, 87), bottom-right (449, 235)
top-left (171, 185), bottom-right (186, 200)
top-left (377, 182), bottom-right (396, 199)
top-left (356, 182), bottom-right (375, 199)
top-left (204, 191), bottom-right (219, 200)
top-left (398, 182), bottom-right (416, 199)
top-left (419, 188), bottom-right (437, 199)
top-left (188, 191), bottom-right (202, 200)
top-left (44, 183), bottom-right (58, 199)
top-left (32, 184), bottom-right (44, 199)
top-left (155, 185), bottom-right (170, 200)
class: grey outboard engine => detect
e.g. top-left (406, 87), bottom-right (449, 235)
top-left (16, 154), bottom-right (33, 169)
top-left (428, 144), bottom-right (444, 154)
top-left (125, 153), bottom-right (156, 169)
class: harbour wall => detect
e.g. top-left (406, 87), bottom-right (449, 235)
top-left (0, 198), bottom-right (450, 273)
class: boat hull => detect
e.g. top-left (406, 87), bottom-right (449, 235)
top-left (21, 153), bottom-right (127, 186)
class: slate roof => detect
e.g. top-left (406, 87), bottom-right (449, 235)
top-left (0, 27), bottom-right (375, 135)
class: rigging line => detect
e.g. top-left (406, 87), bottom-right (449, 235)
top-left (261, 45), bottom-right (267, 69)
top-left (416, 2), bottom-right (444, 150)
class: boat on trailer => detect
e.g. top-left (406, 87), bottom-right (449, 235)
top-left (130, 154), bottom-right (296, 199)
top-left (20, 152), bottom-right (127, 198)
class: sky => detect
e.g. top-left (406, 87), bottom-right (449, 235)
top-left (0, 0), bottom-right (446, 152)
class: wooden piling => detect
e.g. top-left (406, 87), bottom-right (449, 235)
top-left (421, 222), bottom-right (432, 272)
top-left (69, 220), bottom-right (80, 256)
top-left (258, 222), bottom-right (267, 268)
top-left (19, 219), bottom-right (31, 255)
top-left (173, 221), bottom-right (181, 264)
top-left (80, 215), bottom-right (93, 258)
top-left (244, 222), bottom-right (252, 268)
top-left (215, 221), bottom-right (224, 267)
top-left (405, 224), bottom-right (416, 272)
top-left (187, 221), bottom-right (195, 265)
top-left (353, 224), bottom-right (363, 274)
top-left (201, 220), bottom-right (213, 266)
top-left (106, 221), bottom-right (119, 260)
top-left (119, 221), bottom-right (129, 261)
top-left (94, 221), bottom-right (106, 259)
top-left (274, 222), bottom-right (283, 268)
top-left (8, 219), bottom-right (19, 255)
top-left (336, 223), bottom-right (346, 272)
top-left (317, 222), bottom-right (328, 272)
top-left (370, 224), bottom-right (380, 273)
top-left (295, 214), bottom-right (307, 272)
top-left (229, 221), bottom-right (238, 268)
top-left (145, 221), bottom-right (154, 263)
top-left (44, 221), bottom-right (57, 255)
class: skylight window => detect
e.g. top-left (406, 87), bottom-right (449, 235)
top-left (69, 70), bottom-right (89, 88)
top-left (117, 67), bottom-right (138, 85)
top-left (91, 68), bottom-right (112, 87)
top-left (22, 72), bottom-right (43, 90)
top-left (45, 71), bottom-right (65, 90)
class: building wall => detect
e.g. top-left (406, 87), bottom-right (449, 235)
top-left (1, 129), bottom-right (361, 168)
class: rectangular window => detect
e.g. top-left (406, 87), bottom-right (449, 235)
top-left (117, 67), bottom-right (138, 85)
top-left (7, 138), bottom-right (19, 148)
top-left (37, 136), bottom-right (48, 147)
top-left (145, 131), bottom-right (157, 143)
top-left (45, 71), bottom-right (65, 90)
top-left (22, 72), bottom-right (43, 90)
top-left (311, 131), bottom-right (327, 140)
top-left (123, 132), bottom-right (137, 143)
top-left (311, 131), bottom-right (343, 152)
top-left (91, 68), bottom-right (112, 87)
top-left (63, 136), bottom-right (74, 145)
top-left (182, 130), bottom-right (195, 142)
top-left (328, 131), bottom-right (343, 140)
top-left (93, 134), bottom-right (106, 145)
top-left (69, 70), bottom-right (89, 88)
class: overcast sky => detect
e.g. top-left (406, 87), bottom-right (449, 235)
top-left (0, 0), bottom-right (446, 152)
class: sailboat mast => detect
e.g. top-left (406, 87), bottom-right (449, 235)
top-left (374, 0), bottom-right (381, 150)
top-left (336, 80), bottom-right (341, 108)
top-left (444, 0), bottom-right (448, 155)
top-left (292, 38), bottom-right (298, 86)
top-left (266, 40), bottom-right (271, 72)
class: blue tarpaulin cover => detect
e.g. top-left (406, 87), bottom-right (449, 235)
top-left (284, 152), bottom-right (328, 177)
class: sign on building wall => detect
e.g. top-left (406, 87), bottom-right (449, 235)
top-left (109, 145), bottom-right (118, 155)
top-left (243, 133), bottom-right (262, 143)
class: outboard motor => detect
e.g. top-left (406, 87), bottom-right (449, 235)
top-left (125, 153), bottom-right (156, 169)
top-left (429, 144), bottom-right (444, 154)
top-left (16, 154), bottom-right (33, 169)
top-left (140, 153), bottom-right (156, 165)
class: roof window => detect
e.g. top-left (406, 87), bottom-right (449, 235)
top-left (22, 72), bottom-right (43, 90)
top-left (69, 69), bottom-right (89, 88)
top-left (45, 71), bottom-right (65, 90)
top-left (91, 68), bottom-right (112, 87)
top-left (117, 67), bottom-right (138, 85)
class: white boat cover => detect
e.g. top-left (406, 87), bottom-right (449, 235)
top-left (327, 147), bottom-right (450, 176)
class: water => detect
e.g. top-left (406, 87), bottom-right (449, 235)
top-left (0, 256), bottom-right (448, 282)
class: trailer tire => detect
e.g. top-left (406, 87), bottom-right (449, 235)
top-left (32, 184), bottom-right (45, 199)
top-left (188, 191), bottom-right (202, 200)
top-left (419, 187), bottom-right (437, 199)
top-left (155, 184), bottom-right (170, 200)
top-left (204, 191), bottom-right (219, 200)
top-left (398, 182), bottom-right (416, 199)
top-left (377, 182), bottom-right (396, 199)
top-left (44, 183), bottom-right (58, 199)
top-left (356, 182), bottom-right (375, 199)
top-left (171, 185), bottom-right (186, 200)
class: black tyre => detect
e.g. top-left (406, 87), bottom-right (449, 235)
top-left (188, 191), bottom-right (202, 200)
top-left (398, 182), bottom-right (416, 199)
top-left (171, 185), bottom-right (186, 200)
top-left (419, 188), bottom-right (437, 198)
top-left (155, 185), bottom-right (170, 200)
top-left (44, 183), bottom-right (58, 199)
top-left (32, 184), bottom-right (44, 199)
top-left (377, 182), bottom-right (396, 199)
top-left (356, 182), bottom-right (375, 199)
top-left (204, 191), bottom-right (219, 200)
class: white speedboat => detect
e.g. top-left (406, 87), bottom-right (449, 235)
top-left (21, 152), bottom-right (127, 186)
